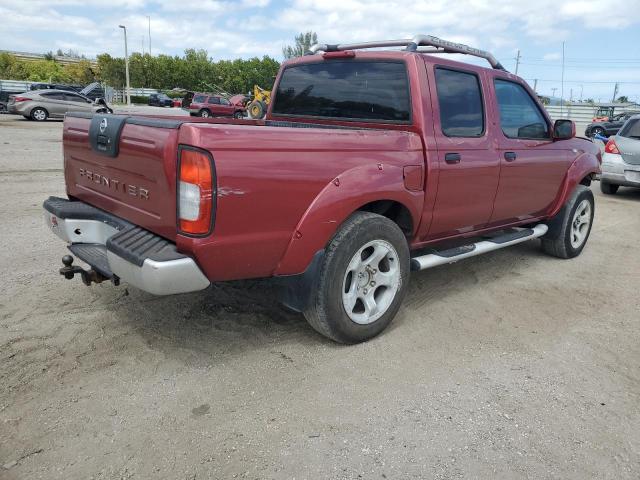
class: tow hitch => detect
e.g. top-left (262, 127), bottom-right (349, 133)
top-left (59, 255), bottom-right (119, 287)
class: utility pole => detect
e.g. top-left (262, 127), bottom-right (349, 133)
top-left (580, 85), bottom-right (583, 102)
top-left (119, 25), bottom-right (131, 106)
top-left (147, 16), bottom-right (151, 56)
top-left (569, 88), bottom-right (573, 103)
top-left (142, 36), bottom-right (145, 55)
top-left (611, 82), bottom-right (619, 102)
top-left (514, 49), bottom-right (521, 75)
top-left (533, 79), bottom-right (538, 93)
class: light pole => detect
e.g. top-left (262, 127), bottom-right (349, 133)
top-left (147, 16), bottom-right (151, 56)
top-left (119, 24), bottom-right (131, 106)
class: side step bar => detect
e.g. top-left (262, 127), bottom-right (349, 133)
top-left (411, 224), bottom-right (548, 271)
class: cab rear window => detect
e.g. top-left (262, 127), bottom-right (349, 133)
top-left (272, 61), bottom-right (411, 123)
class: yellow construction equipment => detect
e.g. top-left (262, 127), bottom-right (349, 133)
top-left (246, 85), bottom-right (271, 119)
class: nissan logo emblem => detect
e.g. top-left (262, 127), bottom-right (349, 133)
top-left (99, 117), bottom-right (108, 134)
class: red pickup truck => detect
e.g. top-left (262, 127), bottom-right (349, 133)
top-left (44, 35), bottom-right (601, 343)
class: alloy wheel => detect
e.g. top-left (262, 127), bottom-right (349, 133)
top-left (570, 199), bottom-right (592, 248)
top-left (342, 239), bottom-right (401, 325)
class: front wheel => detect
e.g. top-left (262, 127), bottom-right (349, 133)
top-left (247, 101), bottom-right (264, 119)
top-left (303, 212), bottom-right (410, 343)
top-left (600, 181), bottom-right (619, 195)
top-left (591, 126), bottom-right (605, 138)
top-left (541, 185), bottom-right (594, 259)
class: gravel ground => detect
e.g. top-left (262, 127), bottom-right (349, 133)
top-left (1, 114), bottom-right (639, 480)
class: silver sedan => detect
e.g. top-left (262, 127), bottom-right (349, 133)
top-left (600, 114), bottom-right (640, 194)
top-left (7, 89), bottom-right (109, 121)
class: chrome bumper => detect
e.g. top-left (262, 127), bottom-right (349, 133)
top-left (43, 199), bottom-right (210, 295)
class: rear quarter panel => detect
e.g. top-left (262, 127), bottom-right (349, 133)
top-left (177, 123), bottom-right (425, 281)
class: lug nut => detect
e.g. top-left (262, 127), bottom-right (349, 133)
top-left (370, 281), bottom-right (376, 286)
top-left (363, 288), bottom-right (368, 294)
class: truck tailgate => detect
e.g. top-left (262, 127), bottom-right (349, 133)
top-left (63, 113), bottom-right (182, 241)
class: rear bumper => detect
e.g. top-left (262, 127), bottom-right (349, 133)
top-left (43, 197), bottom-right (210, 295)
top-left (601, 152), bottom-right (640, 187)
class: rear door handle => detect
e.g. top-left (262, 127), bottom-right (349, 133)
top-left (504, 151), bottom-right (517, 162)
top-left (445, 153), bottom-right (461, 164)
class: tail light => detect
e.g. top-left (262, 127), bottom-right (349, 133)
top-left (178, 147), bottom-right (215, 235)
top-left (12, 96), bottom-right (30, 102)
top-left (604, 138), bottom-right (620, 154)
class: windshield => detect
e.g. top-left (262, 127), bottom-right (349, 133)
top-left (619, 118), bottom-right (640, 139)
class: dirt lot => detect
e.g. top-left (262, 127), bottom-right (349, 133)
top-left (1, 114), bottom-right (639, 480)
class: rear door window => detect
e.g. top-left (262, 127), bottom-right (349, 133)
top-left (41, 92), bottom-right (65, 100)
top-left (434, 67), bottom-right (484, 137)
top-left (272, 60), bottom-right (411, 123)
top-left (494, 79), bottom-right (549, 139)
top-left (208, 97), bottom-right (220, 104)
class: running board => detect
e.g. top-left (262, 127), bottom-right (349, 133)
top-left (410, 224), bottom-right (548, 271)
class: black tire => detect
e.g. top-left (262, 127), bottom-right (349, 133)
top-left (303, 212), bottom-right (410, 343)
top-left (233, 110), bottom-right (244, 119)
top-left (591, 126), bottom-right (605, 137)
top-left (30, 107), bottom-right (48, 121)
top-left (541, 185), bottom-right (594, 259)
top-left (600, 181), bottom-right (619, 195)
top-left (199, 109), bottom-right (211, 118)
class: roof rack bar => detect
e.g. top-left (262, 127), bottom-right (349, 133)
top-left (309, 34), bottom-right (507, 71)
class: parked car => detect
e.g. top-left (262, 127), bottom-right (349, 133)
top-left (148, 93), bottom-right (173, 107)
top-left (188, 93), bottom-right (245, 118)
top-left (43, 34), bottom-right (600, 343)
top-left (8, 89), bottom-right (112, 121)
top-left (600, 114), bottom-right (640, 194)
top-left (30, 83), bottom-right (82, 93)
top-left (585, 112), bottom-right (636, 138)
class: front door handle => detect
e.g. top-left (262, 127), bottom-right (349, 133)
top-left (445, 152), bottom-right (461, 164)
top-left (504, 151), bottom-right (517, 162)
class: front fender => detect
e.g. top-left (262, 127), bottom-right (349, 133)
top-left (549, 148), bottom-right (600, 218)
top-left (274, 163), bottom-right (424, 275)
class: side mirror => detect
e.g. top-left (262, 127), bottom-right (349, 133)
top-left (553, 119), bottom-right (575, 140)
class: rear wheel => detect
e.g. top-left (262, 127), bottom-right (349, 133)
top-left (199, 109), bottom-right (211, 118)
top-left (303, 212), bottom-right (410, 343)
top-left (233, 110), bottom-right (244, 119)
top-left (541, 185), bottom-right (594, 259)
top-left (600, 181), bottom-right (619, 195)
top-left (31, 107), bottom-right (48, 121)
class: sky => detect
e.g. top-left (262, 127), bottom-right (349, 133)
top-left (1, 0), bottom-right (639, 102)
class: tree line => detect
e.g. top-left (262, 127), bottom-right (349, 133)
top-left (0, 49), bottom-right (280, 94)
